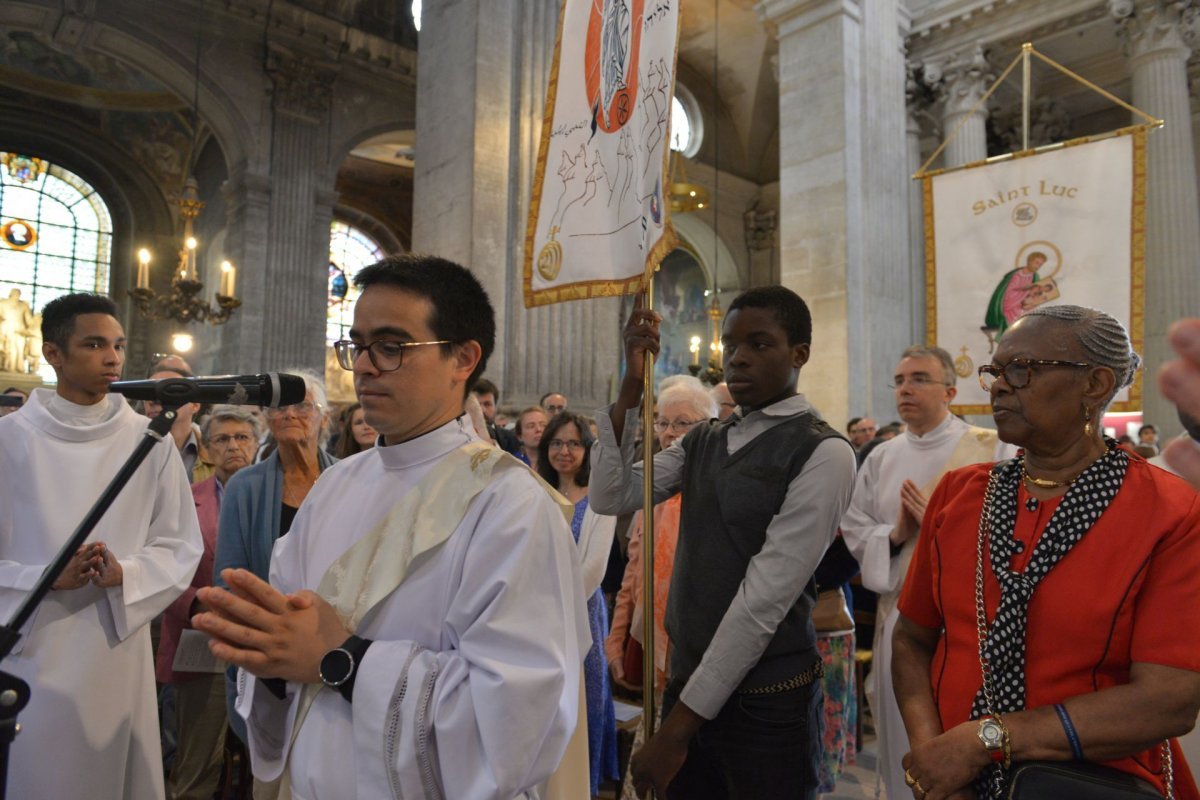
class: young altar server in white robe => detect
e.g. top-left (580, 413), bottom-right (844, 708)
top-left (195, 255), bottom-right (592, 800)
top-left (0, 292), bottom-right (202, 800)
top-left (841, 345), bottom-right (1011, 800)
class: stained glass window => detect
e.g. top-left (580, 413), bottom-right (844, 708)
top-left (671, 96), bottom-right (691, 153)
top-left (0, 152), bottom-right (113, 382)
top-left (327, 220), bottom-right (385, 345)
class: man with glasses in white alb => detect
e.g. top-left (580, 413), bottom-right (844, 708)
top-left (841, 345), bottom-right (1012, 800)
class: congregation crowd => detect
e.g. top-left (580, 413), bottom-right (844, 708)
top-left (1, 253), bottom-right (1200, 800)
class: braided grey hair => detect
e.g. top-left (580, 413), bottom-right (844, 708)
top-left (1022, 305), bottom-right (1141, 407)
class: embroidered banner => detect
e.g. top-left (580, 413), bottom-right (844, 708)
top-left (523, 0), bottom-right (680, 308)
top-left (923, 127), bottom-right (1147, 414)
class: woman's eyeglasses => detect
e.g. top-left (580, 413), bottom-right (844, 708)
top-left (978, 358), bottom-right (1091, 391)
top-left (653, 418), bottom-right (703, 434)
top-left (265, 401), bottom-right (320, 418)
top-left (209, 433), bottom-right (256, 447)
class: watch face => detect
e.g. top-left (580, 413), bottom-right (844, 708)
top-left (320, 648), bottom-right (354, 687)
top-left (979, 720), bottom-right (1004, 749)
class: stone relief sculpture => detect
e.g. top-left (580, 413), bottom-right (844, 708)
top-left (0, 289), bottom-right (39, 374)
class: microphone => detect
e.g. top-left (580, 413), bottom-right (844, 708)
top-left (109, 373), bottom-right (307, 408)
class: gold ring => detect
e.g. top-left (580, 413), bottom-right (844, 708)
top-left (904, 769), bottom-right (917, 787)
top-left (914, 779), bottom-right (927, 797)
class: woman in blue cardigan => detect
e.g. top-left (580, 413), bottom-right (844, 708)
top-left (213, 369), bottom-right (338, 743)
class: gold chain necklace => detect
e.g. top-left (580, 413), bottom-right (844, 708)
top-left (1020, 462), bottom-right (1072, 489)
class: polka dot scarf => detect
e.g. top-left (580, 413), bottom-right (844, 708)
top-left (971, 440), bottom-right (1129, 797)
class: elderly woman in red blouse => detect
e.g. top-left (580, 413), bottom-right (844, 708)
top-left (893, 305), bottom-right (1200, 800)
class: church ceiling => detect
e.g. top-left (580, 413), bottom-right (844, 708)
top-left (0, 28), bottom-right (183, 111)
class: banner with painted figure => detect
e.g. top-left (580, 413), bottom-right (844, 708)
top-left (524, 0), bottom-right (680, 307)
top-left (924, 127), bottom-right (1146, 414)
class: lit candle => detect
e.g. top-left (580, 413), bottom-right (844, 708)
top-left (220, 260), bottom-right (236, 296)
top-left (136, 248), bottom-right (151, 290)
top-left (690, 335), bottom-right (701, 366)
top-left (185, 237), bottom-right (197, 280)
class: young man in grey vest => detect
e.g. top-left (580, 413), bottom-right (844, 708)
top-left (591, 286), bottom-right (857, 799)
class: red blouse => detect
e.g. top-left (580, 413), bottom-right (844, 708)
top-left (898, 458), bottom-right (1200, 796)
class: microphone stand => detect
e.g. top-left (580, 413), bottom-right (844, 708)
top-left (0, 405), bottom-right (180, 799)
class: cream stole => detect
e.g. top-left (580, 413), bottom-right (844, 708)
top-left (274, 440), bottom-right (588, 798)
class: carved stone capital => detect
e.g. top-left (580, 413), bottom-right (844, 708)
top-left (266, 48), bottom-right (339, 123)
top-left (1189, 57), bottom-right (1200, 108)
top-left (743, 207), bottom-right (778, 252)
top-left (1111, 0), bottom-right (1198, 61)
top-left (989, 97), bottom-right (1072, 151)
top-left (906, 58), bottom-right (937, 116)
top-left (927, 44), bottom-right (993, 120)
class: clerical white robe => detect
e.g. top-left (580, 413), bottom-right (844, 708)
top-left (0, 389), bottom-right (202, 800)
top-left (841, 414), bottom-right (1007, 800)
top-left (238, 416), bottom-right (591, 800)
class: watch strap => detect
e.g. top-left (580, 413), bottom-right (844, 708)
top-left (333, 635), bottom-right (373, 702)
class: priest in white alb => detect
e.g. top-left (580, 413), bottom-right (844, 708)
top-left (195, 256), bottom-right (591, 800)
top-left (0, 293), bottom-right (202, 800)
top-left (841, 345), bottom-right (1011, 800)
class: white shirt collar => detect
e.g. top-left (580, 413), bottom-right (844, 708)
top-left (742, 392), bottom-right (814, 419)
top-left (376, 413), bottom-right (480, 470)
top-left (901, 411), bottom-right (964, 449)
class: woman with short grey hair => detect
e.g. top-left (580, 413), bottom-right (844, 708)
top-left (200, 405), bottom-right (263, 445)
top-left (213, 367), bottom-right (338, 744)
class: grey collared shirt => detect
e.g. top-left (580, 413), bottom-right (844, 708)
top-left (590, 393), bottom-right (857, 719)
top-left (181, 429), bottom-right (200, 483)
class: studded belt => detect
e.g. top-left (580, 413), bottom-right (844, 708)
top-left (736, 659), bottom-right (824, 695)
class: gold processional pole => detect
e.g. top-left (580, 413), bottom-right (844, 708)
top-left (640, 281), bottom-right (658, 780)
top-left (1021, 42), bottom-right (1032, 152)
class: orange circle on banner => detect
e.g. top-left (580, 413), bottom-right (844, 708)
top-left (584, 0), bottom-right (645, 134)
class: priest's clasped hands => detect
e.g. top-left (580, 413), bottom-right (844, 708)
top-left (193, 568), bottom-right (350, 683)
top-left (51, 542), bottom-right (123, 590)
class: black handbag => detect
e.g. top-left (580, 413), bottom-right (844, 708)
top-left (1006, 760), bottom-right (1163, 799)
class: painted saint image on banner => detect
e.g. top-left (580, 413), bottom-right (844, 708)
top-left (982, 240), bottom-right (1062, 347)
top-left (586, 0), bottom-right (643, 135)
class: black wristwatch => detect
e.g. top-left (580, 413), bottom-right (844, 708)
top-left (319, 635), bottom-right (373, 702)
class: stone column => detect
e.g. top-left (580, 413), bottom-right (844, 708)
top-left (257, 48), bottom-right (339, 374)
top-left (907, 62), bottom-right (928, 346)
top-left (413, 0), bottom-right (620, 408)
top-left (757, 0), bottom-right (911, 428)
top-left (860, 0), bottom-right (916, 415)
top-left (1112, 0), bottom-right (1200, 430)
top-left (930, 46), bottom-right (991, 168)
top-left (217, 167), bottom-right (272, 373)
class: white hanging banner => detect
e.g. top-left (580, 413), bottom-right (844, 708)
top-left (923, 127), bottom-right (1147, 414)
top-left (524, 0), bottom-right (680, 307)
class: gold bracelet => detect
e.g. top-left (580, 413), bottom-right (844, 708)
top-left (994, 712), bottom-right (1013, 769)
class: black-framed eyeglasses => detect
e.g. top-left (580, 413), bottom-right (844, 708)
top-left (333, 339), bottom-right (453, 372)
top-left (978, 358), bottom-right (1092, 391)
